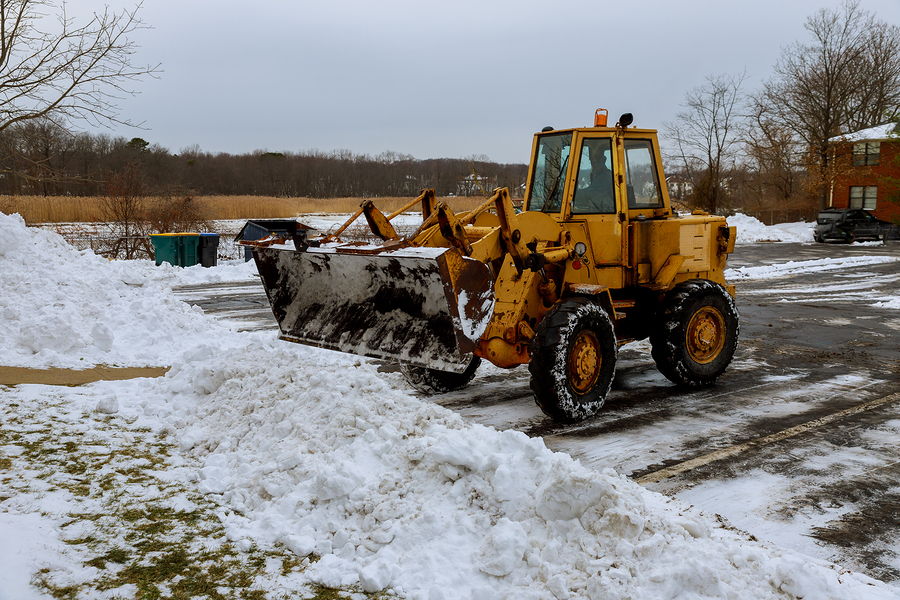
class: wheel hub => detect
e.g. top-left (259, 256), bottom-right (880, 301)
top-left (686, 306), bottom-right (726, 364)
top-left (568, 330), bottom-right (601, 393)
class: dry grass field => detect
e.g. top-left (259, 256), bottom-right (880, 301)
top-left (1, 194), bottom-right (492, 225)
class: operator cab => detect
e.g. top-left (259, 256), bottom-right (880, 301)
top-left (525, 111), bottom-right (671, 221)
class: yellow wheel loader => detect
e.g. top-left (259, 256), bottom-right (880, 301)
top-left (250, 110), bottom-right (739, 422)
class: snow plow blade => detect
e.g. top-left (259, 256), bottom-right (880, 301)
top-left (252, 245), bottom-right (495, 372)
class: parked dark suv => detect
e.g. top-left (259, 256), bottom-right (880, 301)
top-left (814, 208), bottom-right (900, 243)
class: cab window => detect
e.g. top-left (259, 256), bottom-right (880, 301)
top-left (572, 138), bottom-right (615, 214)
top-left (527, 132), bottom-right (572, 212)
top-left (623, 140), bottom-right (663, 209)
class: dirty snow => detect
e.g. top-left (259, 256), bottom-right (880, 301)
top-left (1, 211), bottom-right (898, 599)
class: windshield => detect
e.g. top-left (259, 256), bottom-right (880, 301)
top-left (817, 212), bottom-right (840, 223)
top-left (526, 132), bottom-right (572, 212)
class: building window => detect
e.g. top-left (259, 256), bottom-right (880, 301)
top-left (853, 142), bottom-right (880, 166)
top-left (849, 185), bottom-right (877, 209)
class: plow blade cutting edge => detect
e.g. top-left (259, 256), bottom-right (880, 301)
top-left (252, 245), bottom-right (495, 372)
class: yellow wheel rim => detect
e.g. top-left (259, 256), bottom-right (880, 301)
top-left (686, 306), bottom-right (726, 364)
top-left (568, 330), bottom-right (601, 393)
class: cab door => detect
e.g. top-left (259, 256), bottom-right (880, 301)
top-left (567, 132), bottom-right (625, 288)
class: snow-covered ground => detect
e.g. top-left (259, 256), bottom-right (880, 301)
top-left (2, 211), bottom-right (898, 599)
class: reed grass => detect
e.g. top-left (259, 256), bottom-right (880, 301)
top-left (0, 195), bottom-right (101, 224)
top-left (1, 194), bottom-right (492, 224)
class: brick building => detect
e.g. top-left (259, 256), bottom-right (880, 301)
top-left (829, 123), bottom-right (900, 224)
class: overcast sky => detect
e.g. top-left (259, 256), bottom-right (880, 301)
top-left (89, 0), bottom-right (900, 164)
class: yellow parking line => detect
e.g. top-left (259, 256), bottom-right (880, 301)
top-left (635, 391), bottom-right (900, 485)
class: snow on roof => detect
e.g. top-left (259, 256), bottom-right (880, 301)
top-left (830, 122), bottom-right (898, 142)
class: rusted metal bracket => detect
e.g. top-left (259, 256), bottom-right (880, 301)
top-left (321, 204), bottom-right (365, 244)
top-left (436, 203), bottom-right (472, 255)
top-left (495, 187), bottom-right (530, 274)
top-left (362, 200), bottom-right (400, 241)
top-left (386, 188), bottom-right (437, 222)
top-left (237, 233), bottom-right (288, 248)
top-left (649, 254), bottom-right (686, 289)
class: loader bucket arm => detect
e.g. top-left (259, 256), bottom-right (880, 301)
top-left (252, 245), bottom-right (495, 372)
top-left (323, 189), bottom-right (438, 244)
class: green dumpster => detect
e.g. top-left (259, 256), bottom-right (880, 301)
top-left (176, 233), bottom-right (200, 267)
top-left (150, 233), bottom-right (200, 267)
top-left (150, 234), bottom-right (179, 266)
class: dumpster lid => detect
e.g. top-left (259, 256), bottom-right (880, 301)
top-left (235, 219), bottom-right (314, 241)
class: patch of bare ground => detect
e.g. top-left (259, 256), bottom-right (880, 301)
top-left (0, 365), bottom-right (169, 386)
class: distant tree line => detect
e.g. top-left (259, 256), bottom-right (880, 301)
top-left (0, 121), bottom-right (528, 199)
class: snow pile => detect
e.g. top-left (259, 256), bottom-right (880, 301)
top-left (726, 214), bottom-right (814, 244)
top-left (130, 346), bottom-right (890, 599)
top-left (0, 212), bottom-right (241, 369)
top-left (151, 256), bottom-right (259, 285)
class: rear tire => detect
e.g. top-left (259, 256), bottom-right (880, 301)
top-left (529, 297), bottom-right (617, 422)
top-left (650, 280), bottom-right (739, 387)
top-left (400, 357), bottom-right (481, 394)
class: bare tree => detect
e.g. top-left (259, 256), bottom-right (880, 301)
top-left (97, 162), bottom-right (147, 258)
top-left (664, 71), bottom-right (747, 214)
top-left (17, 117), bottom-right (78, 195)
top-left (742, 93), bottom-right (809, 210)
top-left (760, 0), bottom-right (900, 209)
top-left (0, 0), bottom-right (160, 133)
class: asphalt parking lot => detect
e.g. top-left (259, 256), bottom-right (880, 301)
top-left (175, 241), bottom-right (900, 584)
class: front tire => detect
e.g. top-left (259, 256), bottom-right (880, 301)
top-left (651, 280), bottom-right (739, 387)
top-left (400, 357), bottom-right (481, 394)
top-left (529, 297), bottom-right (617, 422)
